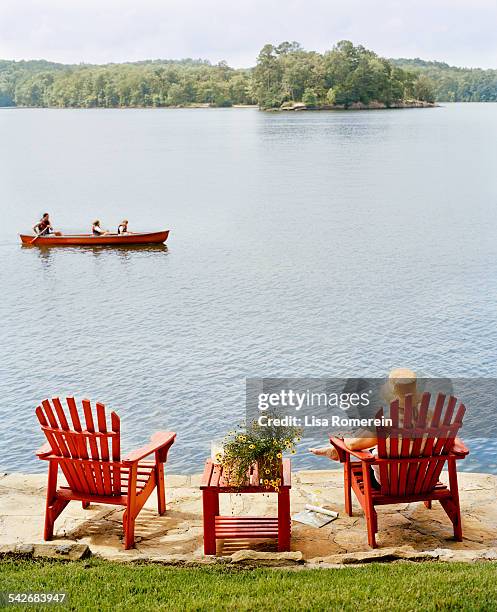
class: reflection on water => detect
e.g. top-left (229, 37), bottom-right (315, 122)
top-left (23, 243), bottom-right (169, 254)
top-left (2, 105), bottom-right (497, 474)
top-left (26, 243), bottom-right (169, 267)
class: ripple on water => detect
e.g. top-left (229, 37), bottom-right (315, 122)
top-left (1, 106), bottom-right (497, 474)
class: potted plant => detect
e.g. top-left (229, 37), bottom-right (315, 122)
top-left (216, 420), bottom-right (301, 492)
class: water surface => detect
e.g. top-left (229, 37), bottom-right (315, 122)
top-left (1, 104), bottom-right (496, 474)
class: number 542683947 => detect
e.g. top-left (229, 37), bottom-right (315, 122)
top-left (1, 592), bottom-right (67, 605)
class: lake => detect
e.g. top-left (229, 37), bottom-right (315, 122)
top-left (1, 104), bottom-right (496, 475)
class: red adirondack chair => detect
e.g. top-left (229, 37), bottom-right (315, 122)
top-left (330, 392), bottom-right (469, 548)
top-left (35, 397), bottom-right (176, 549)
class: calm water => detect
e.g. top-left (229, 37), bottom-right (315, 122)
top-left (1, 104), bottom-right (497, 474)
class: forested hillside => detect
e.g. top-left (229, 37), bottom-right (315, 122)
top-left (391, 58), bottom-right (497, 102)
top-left (0, 58), bottom-right (253, 108)
top-left (1, 42), bottom-right (495, 109)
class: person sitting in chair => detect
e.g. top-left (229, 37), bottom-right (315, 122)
top-left (308, 369), bottom-right (460, 485)
top-left (92, 219), bottom-right (109, 236)
top-left (309, 369), bottom-right (421, 488)
top-left (33, 213), bottom-right (53, 236)
top-left (117, 219), bottom-right (129, 234)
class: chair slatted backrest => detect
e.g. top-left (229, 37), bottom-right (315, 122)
top-left (376, 392), bottom-right (465, 497)
top-left (36, 397), bottom-right (121, 497)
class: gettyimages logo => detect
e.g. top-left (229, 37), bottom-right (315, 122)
top-left (257, 389), bottom-right (371, 411)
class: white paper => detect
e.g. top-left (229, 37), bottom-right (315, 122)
top-left (292, 505), bottom-right (339, 528)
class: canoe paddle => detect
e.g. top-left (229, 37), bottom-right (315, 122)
top-left (30, 230), bottom-right (61, 244)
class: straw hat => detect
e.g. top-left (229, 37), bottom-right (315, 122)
top-left (380, 368), bottom-right (421, 409)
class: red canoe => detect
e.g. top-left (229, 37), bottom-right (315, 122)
top-left (19, 230), bottom-right (169, 246)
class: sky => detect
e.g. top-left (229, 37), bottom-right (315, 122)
top-left (1, 0), bottom-right (496, 69)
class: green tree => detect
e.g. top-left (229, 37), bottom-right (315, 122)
top-left (302, 87), bottom-right (318, 107)
top-left (412, 75), bottom-right (435, 103)
top-left (252, 44), bottom-right (284, 109)
top-left (167, 83), bottom-right (188, 106)
top-left (326, 88), bottom-right (336, 105)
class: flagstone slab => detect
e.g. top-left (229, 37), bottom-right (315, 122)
top-left (0, 470), bottom-right (495, 565)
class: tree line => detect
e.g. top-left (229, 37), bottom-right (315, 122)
top-left (391, 58), bottom-right (497, 102)
top-left (0, 58), bottom-right (253, 108)
top-left (0, 41), bottom-right (495, 110)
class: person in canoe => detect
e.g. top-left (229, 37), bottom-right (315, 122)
top-left (33, 213), bottom-right (53, 236)
top-left (92, 219), bottom-right (109, 236)
top-left (117, 219), bottom-right (129, 234)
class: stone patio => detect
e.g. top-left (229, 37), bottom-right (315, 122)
top-left (1, 470), bottom-right (496, 566)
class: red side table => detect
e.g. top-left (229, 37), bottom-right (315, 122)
top-left (200, 458), bottom-right (291, 555)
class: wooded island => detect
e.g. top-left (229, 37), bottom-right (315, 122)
top-left (1, 41), bottom-right (496, 110)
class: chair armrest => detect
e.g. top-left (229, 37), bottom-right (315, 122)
top-left (36, 442), bottom-right (53, 458)
top-left (329, 436), bottom-right (376, 462)
top-left (450, 438), bottom-right (469, 457)
top-left (123, 431), bottom-right (176, 464)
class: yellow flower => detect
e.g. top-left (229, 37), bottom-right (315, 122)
top-left (284, 440), bottom-right (290, 445)
top-left (291, 449), bottom-right (296, 454)
top-left (265, 469), bottom-right (270, 474)
top-left (215, 453), bottom-right (222, 461)
top-left (274, 486), bottom-right (280, 493)
top-left (264, 479), bottom-right (269, 485)
top-left (249, 444), bottom-right (255, 449)
top-left (276, 453), bottom-right (282, 459)
top-left (296, 437), bottom-right (301, 442)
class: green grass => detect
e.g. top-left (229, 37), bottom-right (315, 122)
top-left (0, 559), bottom-right (496, 611)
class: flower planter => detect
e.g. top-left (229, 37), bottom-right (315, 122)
top-left (257, 456), bottom-right (283, 490)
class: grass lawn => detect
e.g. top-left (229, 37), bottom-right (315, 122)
top-left (0, 559), bottom-right (496, 611)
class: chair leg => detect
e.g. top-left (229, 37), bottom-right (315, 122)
top-left (124, 465), bottom-right (137, 549)
top-left (44, 514), bottom-right (55, 540)
top-left (123, 509), bottom-right (136, 550)
top-left (440, 497), bottom-right (462, 541)
top-left (424, 500), bottom-right (432, 509)
top-left (366, 512), bottom-right (377, 548)
top-left (44, 461), bottom-right (58, 540)
top-left (344, 458), bottom-right (352, 516)
top-left (82, 501), bottom-right (90, 509)
top-left (155, 460), bottom-right (166, 515)
top-left (372, 508), bottom-right (378, 534)
top-left (445, 458), bottom-right (463, 541)
top-left (452, 504), bottom-right (462, 541)
top-left (362, 462), bottom-right (377, 548)
top-left (452, 502), bottom-right (463, 541)
top-left (45, 499), bottom-right (69, 540)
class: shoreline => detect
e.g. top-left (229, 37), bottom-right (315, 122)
top-left (273, 100), bottom-right (438, 112)
top-left (0, 101), bottom-right (438, 111)
top-left (1, 469), bottom-right (495, 565)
